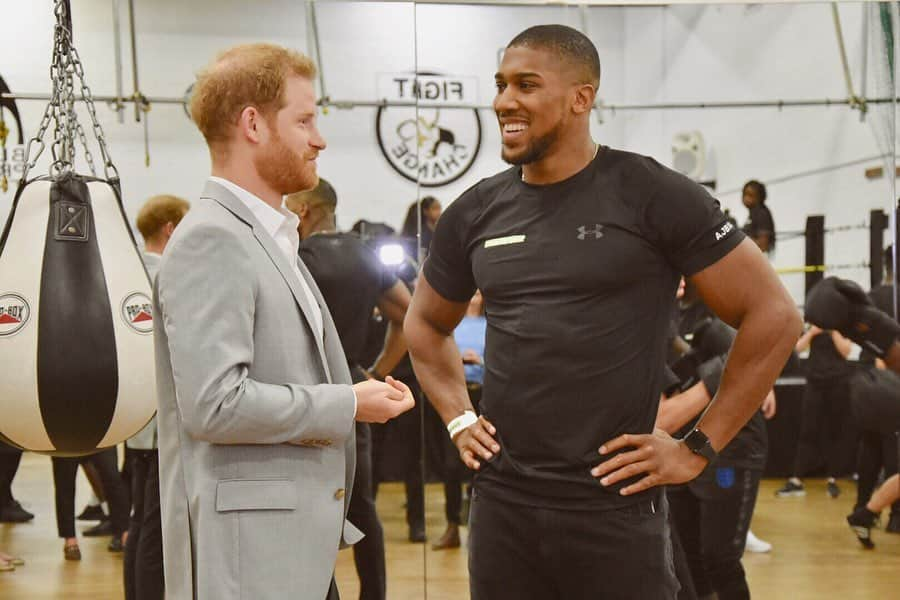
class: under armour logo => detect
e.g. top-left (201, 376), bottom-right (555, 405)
top-left (576, 225), bottom-right (604, 240)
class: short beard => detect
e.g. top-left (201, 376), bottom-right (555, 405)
top-left (255, 129), bottom-right (317, 196)
top-left (501, 125), bottom-right (560, 166)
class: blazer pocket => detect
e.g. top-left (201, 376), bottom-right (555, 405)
top-left (215, 479), bottom-right (297, 512)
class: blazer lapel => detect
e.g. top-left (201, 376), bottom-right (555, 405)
top-left (201, 181), bottom-right (332, 381)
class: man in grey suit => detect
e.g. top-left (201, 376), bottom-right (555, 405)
top-left (153, 43), bottom-right (415, 600)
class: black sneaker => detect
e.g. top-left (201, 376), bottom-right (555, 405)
top-left (775, 480), bottom-right (805, 498)
top-left (847, 507), bottom-right (877, 549)
top-left (827, 481), bottom-right (841, 499)
top-left (107, 536), bottom-right (124, 553)
top-left (83, 519), bottom-right (114, 537)
top-left (0, 500), bottom-right (34, 523)
top-left (408, 524), bottom-right (426, 543)
top-left (76, 504), bottom-right (106, 522)
top-left (886, 512), bottom-right (900, 534)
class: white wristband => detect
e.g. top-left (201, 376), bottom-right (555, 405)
top-left (447, 410), bottom-right (478, 440)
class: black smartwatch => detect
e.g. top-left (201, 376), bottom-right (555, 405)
top-left (682, 428), bottom-right (717, 466)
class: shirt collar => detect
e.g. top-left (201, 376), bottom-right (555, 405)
top-left (209, 176), bottom-right (299, 240)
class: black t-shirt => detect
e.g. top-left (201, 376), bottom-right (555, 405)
top-left (870, 283), bottom-right (896, 319)
top-left (805, 331), bottom-right (853, 382)
top-left (673, 301), bottom-right (768, 471)
top-left (742, 204), bottom-right (775, 251)
top-left (422, 146), bottom-right (745, 510)
top-left (860, 284), bottom-right (896, 365)
top-left (299, 232), bottom-right (397, 372)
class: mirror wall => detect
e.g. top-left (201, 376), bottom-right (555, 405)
top-left (411, 2), bottom-right (900, 599)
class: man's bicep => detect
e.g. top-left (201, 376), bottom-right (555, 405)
top-left (377, 280), bottom-right (411, 324)
top-left (689, 238), bottom-right (785, 328)
top-left (407, 275), bottom-right (469, 336)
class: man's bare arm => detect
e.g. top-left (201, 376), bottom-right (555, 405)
top-left (405, 277), bottom-right (470, 423)
top-left (688, 238), bottom-right (801, 453)
top-left (655, 383), bottom-right (712, 435)
top-left (405, 277), bottom-right (499, 469)
top-left (370, 281), bottom-right (411, 377)
top-left (593, 239), bottom-right (801, 494)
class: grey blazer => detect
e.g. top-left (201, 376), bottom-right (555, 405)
top-left (154, 181), bottom-right (361, 600)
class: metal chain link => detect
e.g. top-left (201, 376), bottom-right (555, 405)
top-left (21, 0), bottom-right (118, 183)
top-left (70, 43), bottom-right (118, 181)
top-left (0, 115), bottom-right (9, 192)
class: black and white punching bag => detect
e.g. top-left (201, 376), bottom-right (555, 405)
top-left (0, 1), bottom-right (156, 455)
top-left (0, 174), bottom-right (157, 456)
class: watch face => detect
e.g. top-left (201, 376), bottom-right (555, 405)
top-left (685, 429), bottom-right (709, 451)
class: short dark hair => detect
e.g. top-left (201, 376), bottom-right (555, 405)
top-left (507, 24), bottom-right (600, 87)
top-left (285, 177), bottom-right (337, 214)
top-left (742, 180), bottom-right (767, 204)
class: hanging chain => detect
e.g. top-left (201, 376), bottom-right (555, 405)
top-left (70, 42), bottom-right (118, 181)
top-left (21, 0), bottom-right (117, 183)
top-left (0, 114), bottom-right (9, 192)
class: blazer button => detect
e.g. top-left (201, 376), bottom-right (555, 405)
top-left (334, 488), bottom-right (345, 500)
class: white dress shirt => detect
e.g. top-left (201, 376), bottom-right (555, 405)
top-left (209, 177), bottom-right (324, 338)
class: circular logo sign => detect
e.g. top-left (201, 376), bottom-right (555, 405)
top-left (121, 292), bottom-right (153, 334)
top-left (0, 294), bottom-right (30, 337)
top-left (376, 106), bottom-right (481, 187)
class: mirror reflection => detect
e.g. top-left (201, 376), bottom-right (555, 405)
top-left (0, 1), bottom-right (898, 599)
top-left (410, 2), bottom-right (900, 599)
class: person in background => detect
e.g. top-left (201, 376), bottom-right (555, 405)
top-left (288, 178), bottom-right (411, 600)
top-left (741, 180), bottom-right (775, 254)
top-left (124, 194), bottom-right (190, 600)
top-left (776, 325), bottom-right (854, 499)
top-left (400, 196), bottom-right (442, 260)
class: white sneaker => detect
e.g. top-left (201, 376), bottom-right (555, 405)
top-left (745, 529), bottom-right (772, 554)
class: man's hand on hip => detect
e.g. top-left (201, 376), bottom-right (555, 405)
top-left (590, 429), bottom-right (707, 496)
top-left (454, 416), bottom-right (500, 470)
top-left (353, 376), bottom-right (415, 423)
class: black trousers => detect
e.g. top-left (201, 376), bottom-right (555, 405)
top-left (794, 378), bottom-right (854, 478)
top-left (51, 447), bottom-right (129, 538)
top-left (392, 381), bottom-right (424, 530)
top-left (0, 442), bottom-right (23, 507)
top-left (347, 423), bottom-right (386, 600)
top-left (424, 400), bottom-right (464, 525)
top-left (669, 499), bottom-right (698, 600)
top-left (124, 449), bottom-right (164, 600)
top-left (668, 467), bottom-right (762, 600)
top-left (468, 490), bottom-right (679, 600)
top-left (856, 430), bottom-right (900, 513)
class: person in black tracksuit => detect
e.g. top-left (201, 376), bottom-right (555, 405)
top-left (776, 325), bottom-right (855, 499)
top-left (850, 246), bottom-right (900, 530)
top-left (288, 179), bottom-right (410, 600)
top-left (664, 284), bottom-right (769, 600)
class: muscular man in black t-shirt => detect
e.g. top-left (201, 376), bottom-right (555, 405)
top-left (288, 179), bottom-right (411, 600)
top-left (405, 25), bottom-right (800, 600)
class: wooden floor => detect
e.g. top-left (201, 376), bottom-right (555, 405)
top-left (1, 453), bottom-right (898, 599)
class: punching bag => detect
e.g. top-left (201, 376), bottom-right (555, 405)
top-left (0, 1), bottom-right (156, 456)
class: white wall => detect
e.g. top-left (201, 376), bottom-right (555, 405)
top-left (0, 1), bottom-right (894, 304)
top-left (618, 3), bottom-right (893, 302)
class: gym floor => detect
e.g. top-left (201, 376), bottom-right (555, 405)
top-left (0, 453), bottom-right (897, 599)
